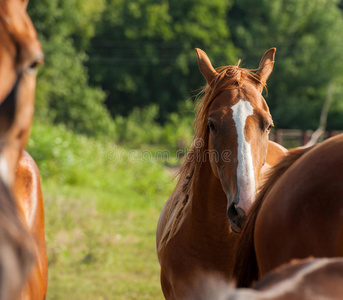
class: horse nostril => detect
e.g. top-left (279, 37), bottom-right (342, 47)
top-left (235, 207), bottom-right (247, 222)
top-left (227, 202), bottom-right (238, 220)
top-left (227, 203), bottom-right (247, 233)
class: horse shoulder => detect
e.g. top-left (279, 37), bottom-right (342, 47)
top-left (157, 182), bottom-right (206, 299)
top-left (13, 150), bottom-right (47, 300)
top-left (157, 209), bottom-right (193, 300)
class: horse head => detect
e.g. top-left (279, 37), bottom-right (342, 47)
top-left (195, 48), bottom-right (275, 233)
top-left (0, 0), bottom-right (43, 186)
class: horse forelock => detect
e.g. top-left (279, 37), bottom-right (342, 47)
top-left (158, 66), bottom-right (267, 252)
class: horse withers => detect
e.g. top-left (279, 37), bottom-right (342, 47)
top-left (234, 133), bottom-right (343, 288)
top-left (0, 0), bottom-right (47, 299)
top-left (156, 47), bottom-right (287, 299)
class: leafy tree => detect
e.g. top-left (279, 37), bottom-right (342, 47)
top-left (87, 0), bottom-right (238, 120)
top-left (228, 0), bottom-right (343, 129)
top-left (28, 0), bottom-right (115, 137)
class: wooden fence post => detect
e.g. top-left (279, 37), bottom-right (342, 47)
top-left (275, 129), bottom-right (283, 145)
top-left (303, 130), bottom-right (313, 145)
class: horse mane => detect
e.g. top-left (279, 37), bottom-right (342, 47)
top-left (157, 64), bottom-right (266, 253)
top-left (232, 145), bottom-right (316, 287)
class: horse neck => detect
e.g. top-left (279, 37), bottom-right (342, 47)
top-left (190, 157), bottom-right (231, 237)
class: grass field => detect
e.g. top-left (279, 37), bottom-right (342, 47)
top-left (27, 121), bottom-right (177, 299)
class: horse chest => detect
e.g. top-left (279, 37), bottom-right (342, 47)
top-left (166, 222), bottom-right (236, 275)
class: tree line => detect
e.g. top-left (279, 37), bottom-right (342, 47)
top-left (28, 0), bottom-right (343, 137)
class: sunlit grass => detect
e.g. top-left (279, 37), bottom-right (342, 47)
top-left (27, 122), bottom-right (176, 299)
top-left (43, 178), bottom-right (174, 299)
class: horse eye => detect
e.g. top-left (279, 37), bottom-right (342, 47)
top-left (30, 61), bottom-right (39, 69)
top-left (25, 54), bottom-right (44, 75)
top-left (266, 123), bottom-right (273, 133)
top-left (208, 120), bottom-right (217, 133)
top-left (25, 61), bottom-right (39, 74)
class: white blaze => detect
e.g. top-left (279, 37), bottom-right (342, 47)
top-left (231, 99), bottom-right (256, 212)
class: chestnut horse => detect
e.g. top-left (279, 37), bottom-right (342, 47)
top-left (187, 258), bottom-right (343, 300)
top-left (156, 48), bottom-right (287, 299)
top-left (0, 0), bottom-right (47, 299)
top-left (233, 133), bottom-right (343, 288)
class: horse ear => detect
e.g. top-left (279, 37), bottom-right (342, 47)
top-left (256, 48), bottom-right (276, 88)
top-left (235, 59), bottom-right (242, 67)
top-left (195, 48), bottom-right (218, 85)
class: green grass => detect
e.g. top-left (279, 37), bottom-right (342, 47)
top-left (27, 121), bottom-right (177, 299)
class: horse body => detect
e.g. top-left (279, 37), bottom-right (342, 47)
top-left (234, 133), bottom-right (343, 287)
top-left (255, 134), bottom-right (343, 275)
top-left (157, 48), bottom-right (286, 299)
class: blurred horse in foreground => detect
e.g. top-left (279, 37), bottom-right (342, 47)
top-left (188, 258), bottom-right (343, 300)
top-left (0, 0), bottom-right (47, 299)
top-left (233, 133), bottom-right (343, 288)
top-left (156, 47), bottom-right (287, 299)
